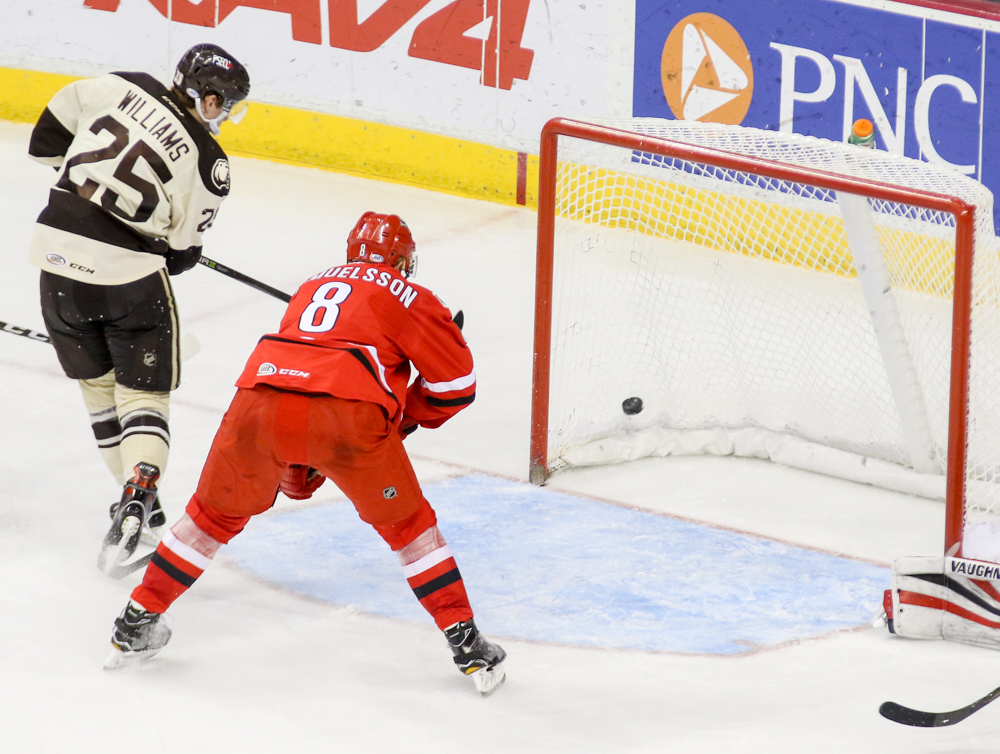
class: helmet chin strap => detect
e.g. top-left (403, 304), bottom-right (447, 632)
top-left (189, 92), bottom-right (227, 136)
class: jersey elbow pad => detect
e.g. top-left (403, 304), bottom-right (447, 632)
top-left (29, 107), bottom-right (74, 165)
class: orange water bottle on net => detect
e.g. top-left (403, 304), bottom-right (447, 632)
top-left (848, 118), bottom-right (876, 149)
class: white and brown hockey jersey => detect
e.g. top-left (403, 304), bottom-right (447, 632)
top-left (28, 72), bottom-right (230, 285)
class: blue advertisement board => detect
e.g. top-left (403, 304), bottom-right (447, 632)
top-left (633, 0), bottom-right (1000, 233)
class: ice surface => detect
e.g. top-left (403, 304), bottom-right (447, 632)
top-left (0, 120), bottom-right (996, 752)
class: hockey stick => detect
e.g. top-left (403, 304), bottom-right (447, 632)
top-left (101, 552), bottom-right (154, 580)
top-left (4, 318), bottom-right (201, 363)
top-left (1, 320), bottom-right (51, 343)
top-left (879, 686), bottom-right (1000, 727)
top-left (198, 256), bottom-right (292, 303)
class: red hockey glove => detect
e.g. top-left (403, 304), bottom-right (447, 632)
top-left (399, 418), bottom-right (419, 439)
top-left (279, 464), bottom-right (326, 500)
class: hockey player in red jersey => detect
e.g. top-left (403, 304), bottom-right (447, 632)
top-left (27, 44), bottom-right (251, 576)
top-left (104, 211), bottom-right (507, 695)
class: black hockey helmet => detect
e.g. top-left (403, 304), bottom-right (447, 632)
top-left (173, 44), bottom-right (250, 116)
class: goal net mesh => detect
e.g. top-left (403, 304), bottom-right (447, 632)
top-left (540, 119), bottom-right (1000, 557)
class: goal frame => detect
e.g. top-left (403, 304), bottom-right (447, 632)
top-left (530, 117), bottom-right (977, 558)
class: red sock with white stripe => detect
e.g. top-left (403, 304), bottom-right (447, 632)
top-left (398, 525), bottom-right (473, 629)
top-left (131, 499), bottom-right (229, 614)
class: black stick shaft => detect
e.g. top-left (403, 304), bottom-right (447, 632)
top-left (1, 321), bottom-right (51, 344)
top-left (880, 686), bottom-right (1000, 727)
top-left (198, 256), bottom-right (292, 303)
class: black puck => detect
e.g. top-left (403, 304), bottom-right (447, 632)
top-left (622, 397), bottom-right (643, 415)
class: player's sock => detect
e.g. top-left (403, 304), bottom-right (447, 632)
top-left (131, 511), bottom-right (222, 613)
top-left (398, 525), bottom-right (473, 629)
top-left (79, 371), bottom-right (125, 484)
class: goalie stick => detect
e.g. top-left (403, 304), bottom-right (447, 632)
top-left (198, 256), bottom-right (292, 303)
top-left (879, 686), bottom-right (1000, 727)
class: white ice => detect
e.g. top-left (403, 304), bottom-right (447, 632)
top-left (1, 120), bottom-right (997, 752)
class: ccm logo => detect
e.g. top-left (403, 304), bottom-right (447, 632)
top-left (256, 362), bottom-right (309, 378)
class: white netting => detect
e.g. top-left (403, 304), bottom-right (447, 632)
top-left (541, 118), bottom-right (1000, 544)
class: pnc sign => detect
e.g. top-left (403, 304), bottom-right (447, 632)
top-left (660, 13), bottom-right (753, 125)
top-left (634, 0), bottom-right (1000, 233)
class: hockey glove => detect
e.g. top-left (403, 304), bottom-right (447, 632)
top-left (279, 464), bottom-right (326, 500)
top-left (165, 245), bottom-right (203, 275)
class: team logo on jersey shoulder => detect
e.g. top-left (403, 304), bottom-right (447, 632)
top-left (45, 253), bottom-right (67, 266)
top-left (211, 159), bottom-right (231, 192)
top-left (257, 362), bottom-right (277, 376)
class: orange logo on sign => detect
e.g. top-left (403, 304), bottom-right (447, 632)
top-left (661, 13), bottom-right (753, 124)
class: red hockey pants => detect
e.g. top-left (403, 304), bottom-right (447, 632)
top-left (191, 385), bottom-right (435, 547)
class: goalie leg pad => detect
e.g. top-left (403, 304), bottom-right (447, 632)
top-left (890, 556), bottom-right (945, 640)
top-left (890, 555), bottom-right (1000, 649)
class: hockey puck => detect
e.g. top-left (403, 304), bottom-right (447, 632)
top-left (622, 397), bottom-right (643, 415)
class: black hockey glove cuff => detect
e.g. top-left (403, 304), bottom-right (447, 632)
top-left (165, 245), bottom-right (203, 275)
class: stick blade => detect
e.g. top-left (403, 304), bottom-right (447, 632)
top-left (879, 701), bottom-right (947, 727)
top-left (180, 332), bottom-right (201, 362)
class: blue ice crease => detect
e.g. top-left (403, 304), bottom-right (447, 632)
top-left (225, 473), bottom-right (889, 654)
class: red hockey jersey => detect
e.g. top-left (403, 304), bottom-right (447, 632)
top-left (235, 262), bottom-right (475, 429)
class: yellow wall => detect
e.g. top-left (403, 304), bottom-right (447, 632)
top-left (0, 66), bottom-right (539, 209)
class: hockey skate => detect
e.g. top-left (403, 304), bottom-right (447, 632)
top-left (98, 462), bottom-right (160, 578)
top-left (104, 602), bottom-right (172, 669)
top-left (109, 492), bottom-right (166, 546)
top-left (444, 619), bottom-right (507, 697)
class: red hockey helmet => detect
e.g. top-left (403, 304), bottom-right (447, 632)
top-left (346, 212), bottom-right (417, 278)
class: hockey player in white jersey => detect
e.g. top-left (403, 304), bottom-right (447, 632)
top-left (27, 44), bottom-right (250, 576)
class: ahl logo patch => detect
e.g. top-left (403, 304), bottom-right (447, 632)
top-left (211, 158), bottom-right (231, 192)
top-left (382, 486), bottom-right (397, 500)
top-left (257, 362), bottom-right (277, 376)
top-left (45, 253), bottom-right (67, 266)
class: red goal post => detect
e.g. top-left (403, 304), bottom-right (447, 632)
top-left (530, 117), bottom-right (986, 560)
